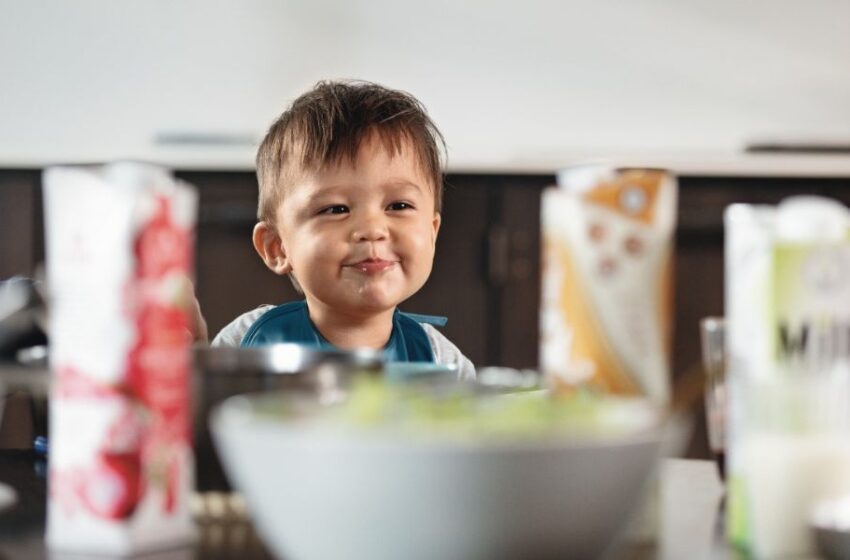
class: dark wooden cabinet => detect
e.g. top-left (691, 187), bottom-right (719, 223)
top-left (0, 171), bottom-right (42, 280)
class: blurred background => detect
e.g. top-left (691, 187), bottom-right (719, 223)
top-left (2, 1), bottom-right (850, 453)
top-left (2, 0), bottom-right (850, 167)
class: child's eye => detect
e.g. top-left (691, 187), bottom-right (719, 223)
top-left (387, 201), bottom-right (414, 211)
top-left (317, 205), bottom-right (349, 215)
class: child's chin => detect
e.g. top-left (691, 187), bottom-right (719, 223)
top-left (345, 289), bottom-right (404, 312)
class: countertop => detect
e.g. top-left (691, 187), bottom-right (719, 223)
top-left (0, 450), bottom-right (274, 560)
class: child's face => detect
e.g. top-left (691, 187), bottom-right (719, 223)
top-left (271, 135), bottom-right (441, 316)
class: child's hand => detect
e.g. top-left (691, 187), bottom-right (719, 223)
top-left (188, 291), bottom-right (208, 344)
top-left (182, 278), bottom-right (208, 344)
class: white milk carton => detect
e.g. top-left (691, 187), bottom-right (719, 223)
top-left (43, 162), bottom-right (197, 554)
top-left (540, 166), bottom-right (677, 404)
top-left (725, 196), bottom-right (850, 558)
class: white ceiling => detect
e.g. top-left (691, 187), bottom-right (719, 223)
top-left (1, 0), bottom-right (849, 171)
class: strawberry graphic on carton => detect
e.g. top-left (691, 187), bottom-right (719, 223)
top-left (78, 404), bottom-right (147, 520)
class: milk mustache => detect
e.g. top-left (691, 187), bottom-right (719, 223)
top-left (540, 165), bottom-right (677, 404)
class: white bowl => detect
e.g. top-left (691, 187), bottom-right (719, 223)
top-left (211, 392), bottom-right (665, 560)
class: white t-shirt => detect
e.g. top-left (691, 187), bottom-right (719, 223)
top-left (212, 305), bottom-right (476, 381)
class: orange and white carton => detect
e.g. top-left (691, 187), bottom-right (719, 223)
top-left (540, 165), bottom-right (677, 404)
top-left (43, 162), bottom-right (197, 554)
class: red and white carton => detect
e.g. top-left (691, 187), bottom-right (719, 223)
top-left (43, 162), bottom-right (197, 554)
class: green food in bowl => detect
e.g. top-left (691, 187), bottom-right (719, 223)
top-left (253, 376), bottom-right (659, 442)
top-left (384, 361), bottom-right (458, 381)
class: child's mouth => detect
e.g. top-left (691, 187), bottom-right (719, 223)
top-left (347, 258), bottom-right (397, 274)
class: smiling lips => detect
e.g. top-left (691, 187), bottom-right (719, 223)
top-left (347, 258), bottom-right (398, 274)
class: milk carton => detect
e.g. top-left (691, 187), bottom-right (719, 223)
top-left (725, 196), bottom-right (850, 557)
top-left (44, 162), bottom-right (197, 554)
top-left (540, 166), bottom-right (676, 404)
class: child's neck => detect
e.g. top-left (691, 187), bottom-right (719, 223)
top-left (306, 300), bottom-right (395, 350)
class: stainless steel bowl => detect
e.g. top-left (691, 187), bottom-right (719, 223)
top-left (195, 344), bottom-right (383, 376)
top-left (194, 344), bottom-right (384, 411)
top-left (812, 495), bottom-right (850, 560)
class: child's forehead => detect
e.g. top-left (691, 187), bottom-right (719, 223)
top-left (330, 133), bottom-right (422, 171)
top-left (286, 136), bottom-right (434, 193)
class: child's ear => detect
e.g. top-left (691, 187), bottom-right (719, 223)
top-left (252, 222), bottom-right (292, 276)
top-left (431, 212), bottom-right (442, 244)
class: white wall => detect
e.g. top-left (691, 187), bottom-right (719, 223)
top-left (2, 0), bottom-right (849, 171)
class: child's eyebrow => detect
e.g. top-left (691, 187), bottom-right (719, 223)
top-left (382, 179), bottom-right (426, 194)
top-left (301, 179), bottom-right (428, 207)
top-left (302, 185), bottom-right (347, 205)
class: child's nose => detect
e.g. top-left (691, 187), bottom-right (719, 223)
top-left (351, 213), bottom-right (389, 242)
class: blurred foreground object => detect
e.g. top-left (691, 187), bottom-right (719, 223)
top-left (0, 277), bottom-right (46, 361)
top-left (725, 196), bottom-right (850, 557)
top-left (700, 317), bottom-right (727, 476)
top-left (212, 380), bottom-right (665, 560)
top-left (43, 162), bottom-right (197, 554)
top-left (540, 166), bottom-right (677, 404)
top-left (811, 494), bottom-right (850, 560)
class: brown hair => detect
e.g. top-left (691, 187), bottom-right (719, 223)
top-left (256, 80), bottom-right (446, 224)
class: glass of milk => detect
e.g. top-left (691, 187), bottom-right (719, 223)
top-left (700, 316), bottom-right (726, 475)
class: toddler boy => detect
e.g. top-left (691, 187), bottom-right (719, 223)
top-left (212, 81), bottom-right (474, 379)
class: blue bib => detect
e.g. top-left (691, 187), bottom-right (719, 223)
top-left (240, 301), bottom-right (447, 363)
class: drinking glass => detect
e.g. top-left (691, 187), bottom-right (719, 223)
top-left (700, 317), bottom-right (726, 474)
